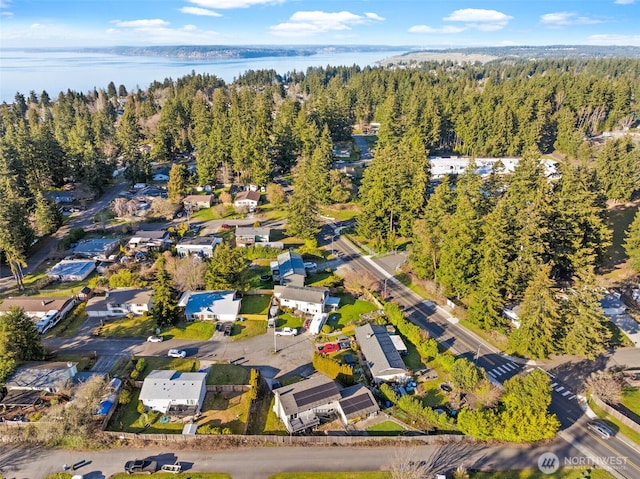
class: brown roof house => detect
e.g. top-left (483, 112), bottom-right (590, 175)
top-left (183, 194), bottom-right (214, 211)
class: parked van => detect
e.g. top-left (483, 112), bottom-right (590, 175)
top-left (160, 462), bottom-right (182, 473)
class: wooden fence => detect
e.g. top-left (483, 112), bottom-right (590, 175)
top-left (592, 395), bottom-right (640, 434)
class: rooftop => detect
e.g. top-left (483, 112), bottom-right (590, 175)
top-left (276, 374), bottom-right (341, 416)
top-left (5, 362), bottom-right (78, 391)
top-left (235, 190), bottom-right (261, 202)
top-left (355, 323), bottom-right (407, 380)
top-left (139, 370), bottom-right (207, 402)
top-left (47, 260), bottom-right (96, 278)
top-left (178, 290), bottom-right (240, 317)
top-left (177, 236), bottom-right (222, 247)
top-left (235, 226), bottom-right (271, 238)
top-left (73, 238), bottom-right (119, 257)
top-left (274, 285), bottom-right (328, 305)
top-left (0, 296), bottom-right (75, 315)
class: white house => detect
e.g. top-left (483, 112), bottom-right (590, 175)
top-left (183, 194), bottom-right (214, 211)
top-left (139, 370), bottom-right (207, 415)
top-left (273, 285), bottom-right (328, 316)
top-left (47, 260), bottom-right (96, 282)
top-left (355, 324), bottom-right (409, 384)
top-left (176, 236), bottom-right (222, 258)
top-left (273, 374), bottom-right (379, 434)
top-left (85, 288), bottom-right (153, 318)
top-left (127, 230), bottom-right (172, 251)
top-left (233, 190), bottom-right (260, 211)
top-left (0, 296), bottom-right (76, 334)
top-left (178, 290), bottom-right (241, 322)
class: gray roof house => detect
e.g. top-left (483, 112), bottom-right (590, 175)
top-left (355, 324), bottom-right (408, 383)
top-left (178, 290), bottom-right (241, 322)
top-left (139, 370), bottom-right (207, 415)
top-left (85, 288), bottom-right (153, 318)
top-left (271, 251), bottom-right (306, 286)
top-left (273, 374), bottom-right (379, 434)
top-left (176, 236), bottom-right (222, 258)
top-left (47, 259), bottom-right (96, 282)
top-left (5, 362), bottom-right (78, 393)
top-left (274, 285), bottom-right (328, 316)
top-left (0, 296), bottom-right (77, 334)
top-left (127, 230), bottom-right (172, 251)
top-left (235, 226), bottom-right (271, 247)
top-left (73, 238), bottom-right (120, 261)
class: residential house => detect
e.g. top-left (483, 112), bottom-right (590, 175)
top-left (85, 288), bottom-right (153, 318)
top-left (233, 190), bottom-right (260, 211)
top-left (0, 296), bottom-right (76, 334)
top-left (139, 370), bottom-right (207, 415)
top-left (235, 226), bottom-right (271, 247)
top-left (152, 168), bottom-right (170, 182)
top-left (273, 374), bottom-right (379, 434)
top-left (73, 238), bottom-right (120, 261)
top-left (183, 194), bottom-right (214, 211)
top-left (271, 251), bottom-right (306, 286)
top-left (355, 323), bottom-right (409, 384)
top-left (176, 236), bottom-right (222, 258)
top-left (127, 230), bottom-right (172, 251)
top-left (601, 292), bottom-right (627, 316)
top-left (47, 259), bottom-right (96, 282)
top-left (4, 362), bottom-right (78, 393)
top-left (273, 285), bottom-right (328, 316)
top-left (179, 290), bottom-right (241, 322)
top-left (45, 190), bottom-right (74, 204)
top-left (601, 292), bottom-right (640, 347)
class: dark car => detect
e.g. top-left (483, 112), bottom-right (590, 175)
top-left (124, 459), bottom-right (157, 474)
top-left (220, 224), bottom-right (231, 229)
top-left (223, 322), bottom-right (233, 336)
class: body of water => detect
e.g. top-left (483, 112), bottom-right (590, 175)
top-left (0, 49), bottom-right (405, 103)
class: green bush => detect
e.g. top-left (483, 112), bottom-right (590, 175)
top-left (58, 227), bottom-right (87, 250)
top-left (118, 389), bottom-right (132, 405)
top-left (243, 245), bottom-right (281, 260)
top-left (321, 324), bottom-right (332, 334)
top-left (130, 369), bottom-right (139, 380)
top-left (137, 400), bottom-right (145, 414)
top-left (135, 358), bottom-right (146, 373)
top-left (198, 424), bottom-right (221, 435)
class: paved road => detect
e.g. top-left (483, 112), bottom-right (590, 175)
top-left (1, 440), bottom-right (586, 479)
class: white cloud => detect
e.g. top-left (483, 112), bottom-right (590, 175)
top-left (365, 12), bottom-right (385, 22)
top-left (180, 6), bottom-right (222, 17)
top-left (112, 19), bottom-right (170, 28)
top-left (0, 11), bottom-right (13, 16)
top-left (189, 0), bottom-right (283, 9)
top-left (408, 25), bottom-right (465, 34)
top-left (270, 10), bottom-right (384, 37)
top-left (410, 8), bottom-right (511, 35)
top-left (0, 0), bottom-right (11, 8)
top-left (540, 12), bottom-right (601, 26)
top-left (588, 33), bottom-right (640, 45)
top-left (31, 23), bottom-right (44, 29)
top-left (444, 8), bottom-right (512, 24)
top-left (614, 0), bottom-right (635, 4)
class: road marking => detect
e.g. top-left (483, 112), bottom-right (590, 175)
top-left (487, 371), bottom-right (496, 379)
top-left (504, 362), bottom-right (517, 370)
top-left (562, 390), bottom-right (572, 397)
top-left (555, 386), bottom-right (564, 392)
top-left (551, 382), bottom-right (558, 387)
top-left (494, 366), bottom-right (507, 374)
top-left (568, 395), bottom-right (575, 400)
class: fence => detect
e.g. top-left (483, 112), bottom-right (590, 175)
top-left (592, 395), bottom-right (640, 434)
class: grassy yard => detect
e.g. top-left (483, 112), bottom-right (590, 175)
top-left (366, 420), bottom-right (406, 435)
top-left (110, 389), bottom-right (184, 434)
top-left (45, 303), bottom-right (88, 338)
top-left (196, 390), bottom-right (251, 434)
top-left (162, 321), bottom-right (216, 340)
top-left (319, 205), bottom-right (362, 222)
top-left (136, 357), bottom-right (200, 380)
top-left (247, 264), bottom-right (276, 290)
top-left (622, 386), bottom-right (640, 415)
top-left (332, 296), bottom-right (377, 329)
top-left (402, 335), bottom-right (428, 371)
top-left (98, 313), bottom-right (156, 338)
top-left (110, 474), bottom-right (231, 479)
top-left (277, 313), bottom-right (305, 329)
top-left (231, 319), bottom-right (267, 340)
top-left (240, 294), bottom-right (272, 316)
top-left (253, 396), bottom-right (288, 435)
top-left (206, 363), bottom-right (250, 385)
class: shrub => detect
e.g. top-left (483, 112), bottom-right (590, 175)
top-left (198, 424), bottom-right (221, 435)
top-left (118, 389), bottom-right (132, 405)
top-left (136, 400), bottom-right (145, 414)
top-left (135, 358), bottom-right (146, 373)
top-left (322, 324), bottom-right (332, 334)
top-left (130, 370), bottom-right (139, 380)
top-left (58, 227), bottom-right (87, 250)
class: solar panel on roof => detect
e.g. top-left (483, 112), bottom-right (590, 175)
top-left (340, 393), bottom-right (374, 416)
top-left (293, 382), bottom-right (339, 408)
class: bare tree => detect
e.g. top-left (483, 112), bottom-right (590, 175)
top-left (165, 254), bottom-right (207, 292)
top-left (585, 371), bottom-right (625, 404)
top-left (343, 270), bottom-right (379, 296)
top-left (111, 197), bottom-right (131, 218)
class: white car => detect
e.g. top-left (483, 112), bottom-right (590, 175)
top-left (167, 349), bottom-right (186, 358)
top-left (275, 327), bottom-right (298, 336)
top-left (147, 335), bottom-right (164, 343)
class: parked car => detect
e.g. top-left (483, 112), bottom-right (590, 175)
top-left (587, 420), bottom-right (614, 439)
top-left (223, 323), bottom-right (233, 336)
top-left (220, 223), bottom-right (231, 229)
top-left (167, 349), bottom-right (186, 358)
top-left (160, 462), bottom-right (183, 474)
top-left (318, 343), bottom-right (339, 354)
top-left (146, 335), bottom-right (164, 343)
top-left (275, 327), bottom-right (297, 336)
top-left (124, 458), bottom-right (157, 474)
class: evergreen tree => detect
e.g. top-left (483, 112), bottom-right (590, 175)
top-left (0, 306), bottom-right (46, 381)
top-left (151, 256), bottom-right (180, 328)
top-left (508, 264), bottom-right (561, 359)
top-left (624, 209), bottom-right (640, 273)
top-left (561, 268), bottom-right (611, 359)
top-left (33, 190), bottom-right (63, 236)
top-left (204, 242), bottom-right (248, 292)
top-left (287, 155), bottom-right (321, 240)
top-left (167, 163), bottom-right (187, 203)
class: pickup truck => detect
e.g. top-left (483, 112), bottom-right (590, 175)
top-left (160, 462), bottom-right (183, 473)
top-left (275, 327), bottom-right (297, 336)
top-left (124, 458), bottom-right (157, 474)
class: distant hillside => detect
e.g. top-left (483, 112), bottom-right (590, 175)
top-left (383, 45), bottom-right (640, 66)
top-left (75, 45), bottom-right (409, 60)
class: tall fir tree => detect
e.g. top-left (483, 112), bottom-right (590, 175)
top-left (151, 256), bottom-right (180, 328)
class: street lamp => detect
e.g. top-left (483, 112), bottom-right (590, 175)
top-left (331, 234), bottom-right (339, 256)
top-left (475, 344), bottom-right (481, 366)
top-left (383, 278), bottom-right (389, 298)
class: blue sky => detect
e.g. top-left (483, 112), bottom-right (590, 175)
top-left (1, 0), bottom-right (639, 48)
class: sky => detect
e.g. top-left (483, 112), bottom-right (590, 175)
top-left (1, 0), bottom-right (639, 49)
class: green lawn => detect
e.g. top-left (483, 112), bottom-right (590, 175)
top-left (162, 321), bottom-right (216, 340)
top-left (277, 313), bottom-right (305, 329)
top-left (231, 319), bottom-right (267, 340)
top-left (366, 420), bottom-right (406, 435)
top-left (247, 264), bottom-right (276, 290)
top-left (259, 397), bottom-right (289, 435)
top-left (240, 294), bottom-right (272, 316)
top-left (45, 303), bottom-right (88, 338)
top-left (191, 207), bottom-right (217, 221)
top-left (98, 314), bottom-right (156, 338)
top-left (622, 386), bottom-right (640, 416)
top-left (111, 473), bottom-right (231, 479)
top-left (110, 388), bottom-right (184, 434)
top-left (332, 296), bottom-right (377, 329)
top-left (402, 336), bottom-right (428, 371)
top-left (136, 357), bottom-right (201, 379)
top-left (206, 363), bottom-right (250, 385)
top-left (33, 271), bottom-right (100, 298)
top-left (319, 205), bottom-right (362, 222)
